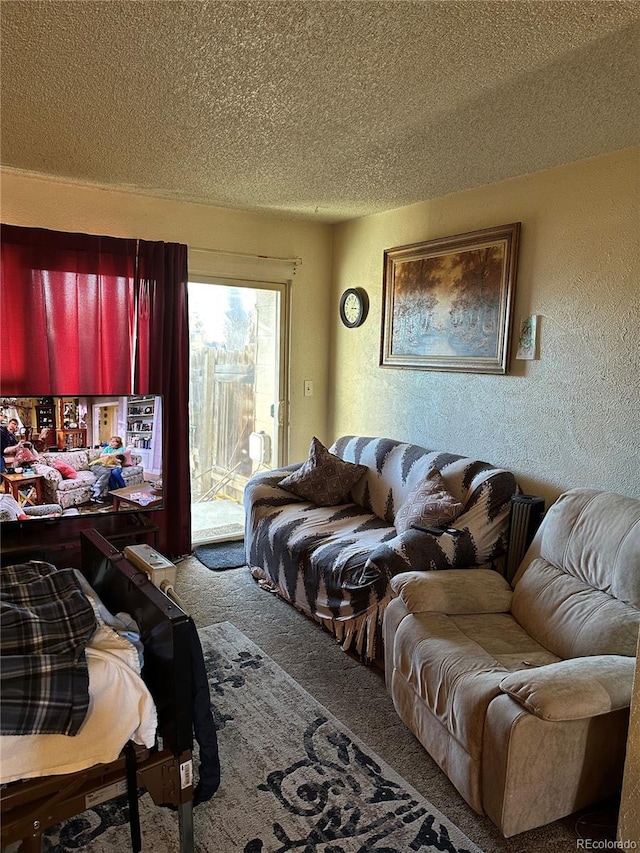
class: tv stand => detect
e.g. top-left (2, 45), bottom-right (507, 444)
top-left (0, 511), bottom-right (159, 567)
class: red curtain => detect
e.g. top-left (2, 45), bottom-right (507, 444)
top-left (0, 225), bottom-right (192, 556)
top-left (135, 240), bottom-right (191, 556)
top-left (1, 226), bottom-right (138, 395)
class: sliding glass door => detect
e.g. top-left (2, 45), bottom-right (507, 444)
top-left (188, 280), bottom-right (288, 545)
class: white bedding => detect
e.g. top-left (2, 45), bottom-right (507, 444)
top-left (0, 579), bottom-right (158, 784)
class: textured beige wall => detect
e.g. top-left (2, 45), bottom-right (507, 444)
top-left (0, 171), bottom-right (332, 462)
top-left (3, 151), bottom-right (638, 497)
top-left (330, 149), bottom-right (640, 504)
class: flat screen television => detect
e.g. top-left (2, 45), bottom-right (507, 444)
top-left (0, 395), bottom-right (163, 525)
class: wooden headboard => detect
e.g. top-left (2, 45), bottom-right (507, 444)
top-left (79, 529), bottom-right (193, 756)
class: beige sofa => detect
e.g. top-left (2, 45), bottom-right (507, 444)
top-left (34, 448), bottom-right (144, 510)
top-left (383, 488), bottom-right (640, 836)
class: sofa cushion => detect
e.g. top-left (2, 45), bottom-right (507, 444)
top-left (54, 460), bottom-right (77, 479)
top-left (331, 436), bottom-right (434, 522)
top-left (512, 559), bottom-right (640, 658)
top-left (56, 471), bottom-right (96, 492)
top-left (41, 450), bottom-right (91, 471)
top-left (280, 436), bottom-right (366, 506)
top-left (249, 499), bottom-right (396, 620)
top-left (391, 569), bottom-right (513, 614)
top-left (394, 467), bottom-right (464, 534)
top-left (534, 489), bottom-right (640, 608)
top-left (499, 655), bottom-right (635, 721)
top-left (392, 610), bottom-right (559, 760)
top-left (511, 489), bottom-right (640, 659)
top-left (330, 436), bottom-right (518, 560)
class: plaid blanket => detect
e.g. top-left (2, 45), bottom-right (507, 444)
top-left (1, 561), bottom-right (97, 736)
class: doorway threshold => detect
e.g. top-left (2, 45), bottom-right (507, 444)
top-left (191, 498), bottom-right (245, 547)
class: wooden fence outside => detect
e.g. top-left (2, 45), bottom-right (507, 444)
top-left (190, 345), bottom-right (254, 503)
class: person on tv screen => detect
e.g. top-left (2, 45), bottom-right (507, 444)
top-left (89, 435), bottom-right (125, 503)
top-left (1, 418), bottom-right (20, 473)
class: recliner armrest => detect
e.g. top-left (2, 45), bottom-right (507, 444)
top-left (499, 655), bottom-right (635, 721)
top-left (390, 568), bottom-right (513, 614)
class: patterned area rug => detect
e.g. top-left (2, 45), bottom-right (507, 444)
top-left (193, 540), bottom-right (246, 571)
top-left (36, 622), bottom-right (483, 853)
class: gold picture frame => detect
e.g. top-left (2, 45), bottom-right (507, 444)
top-left (380, 223), bottom-right (520, 374)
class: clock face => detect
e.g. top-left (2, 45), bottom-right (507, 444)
top-left (344, 293), bottom-right (360, 322)
top-left (339, 288), bottom-right (368, 328)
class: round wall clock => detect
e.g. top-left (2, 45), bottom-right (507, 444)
top-left (339, 287), bottom-right (369, 328)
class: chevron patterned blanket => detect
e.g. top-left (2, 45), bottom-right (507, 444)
top-left (245, 435), bottom-right (518, 660)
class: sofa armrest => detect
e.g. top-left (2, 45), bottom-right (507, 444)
top-left (499, 655), bottom-right (635, 721)
top-left (365, 523), bottom-right (499, 582)
top-left (24, 504), bottom-right (63, 518)
top-left (390, 569), bottom-right (513, 614)
top-left (244, 465), bottom-right (307, 506)
top-left (35, 463), bottom-right (62, 485)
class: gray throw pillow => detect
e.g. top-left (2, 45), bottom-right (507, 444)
top-left (395, 467), bottom-right (464, 533)
top-left (280, 436), bottom-right (366, 506)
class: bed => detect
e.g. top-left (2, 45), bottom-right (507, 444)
top-left (0, 529), bottom-right (195, 853)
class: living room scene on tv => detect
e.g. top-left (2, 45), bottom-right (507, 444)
top-left (0, 395), bottom-right (163, 522)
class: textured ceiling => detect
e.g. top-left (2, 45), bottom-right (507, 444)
top-left (1, 1), bottom-right (639, 223)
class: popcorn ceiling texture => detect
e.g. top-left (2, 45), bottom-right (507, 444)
top-left (1, 0), bottom-right (639, 222)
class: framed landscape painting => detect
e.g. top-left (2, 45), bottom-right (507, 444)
top-left (380, 223), bottom-right (520, 374)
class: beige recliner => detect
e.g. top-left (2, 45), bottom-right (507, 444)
top-left (383, 488), bottom-right (640, 837)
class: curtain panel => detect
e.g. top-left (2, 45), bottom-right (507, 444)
top-left (0, 224), bottom-right (191, 555)
top-left (136, 240), bottom-right (191, 556)
top-left (0, 226), bottom-right (138, 394)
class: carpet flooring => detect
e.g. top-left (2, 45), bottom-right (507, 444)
top-left (193, 540), bottom-right (246, 571)
top-left (35, 622), bottom-right (484, 852)
top-left (201, 622), bottom-right (481, 851)
top-left (174, 555), bottom-right (612, 853)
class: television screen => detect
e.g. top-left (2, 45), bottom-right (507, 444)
top-left (0, 395), bottom-right (163, 524)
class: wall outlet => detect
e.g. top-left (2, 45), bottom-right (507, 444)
top-left (304, 380), bottom-right (314, 397)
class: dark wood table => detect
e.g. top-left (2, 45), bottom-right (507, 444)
top-left (1, 471), bottom-right (44, 507)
